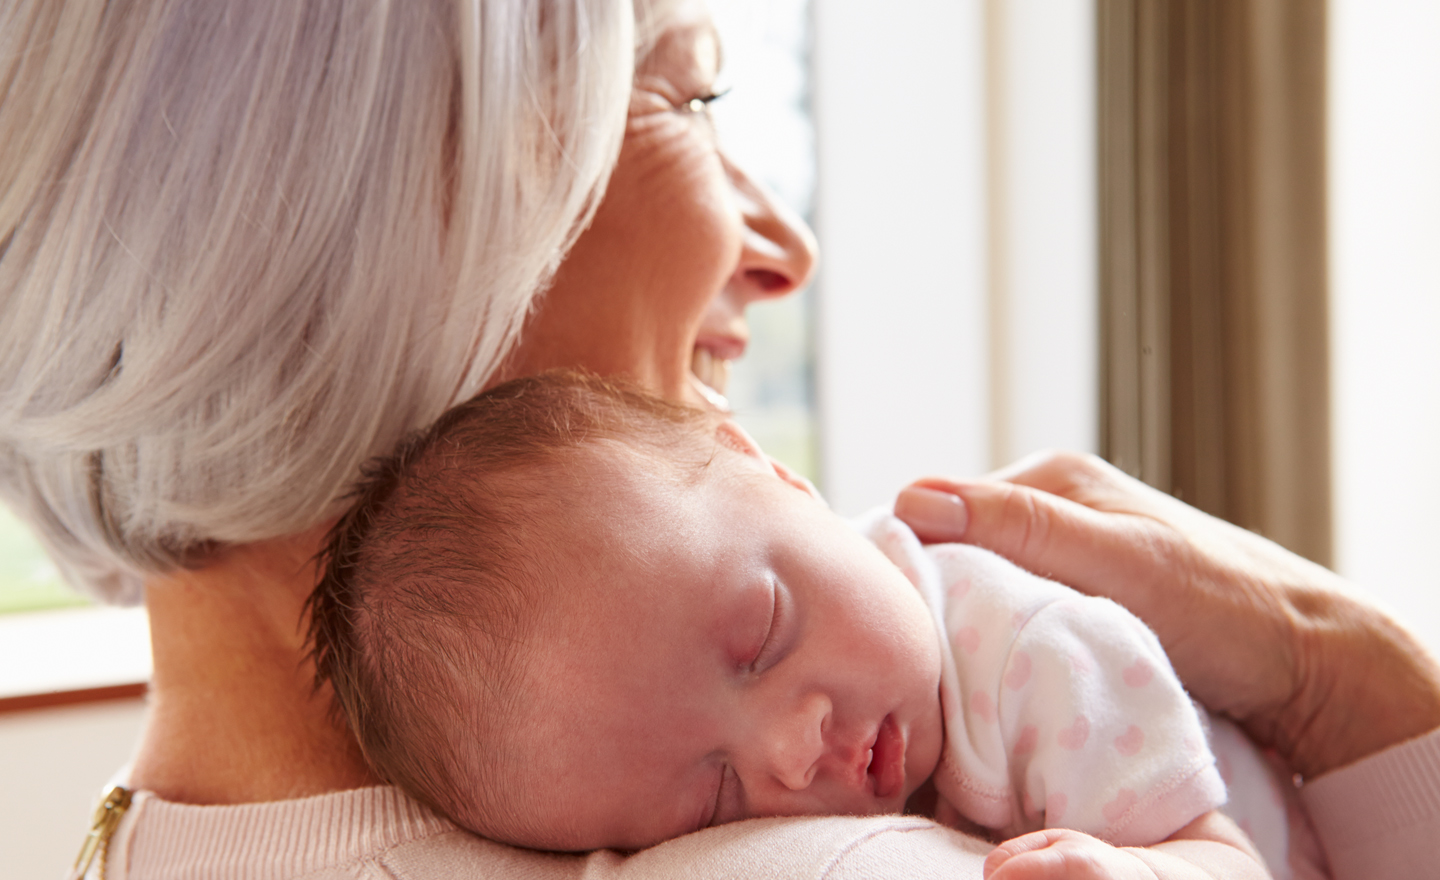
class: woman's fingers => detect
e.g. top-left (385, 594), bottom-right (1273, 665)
top-left (894, 477), bottom-right (1164, 600)
top-left (891, 486), bottom-right (969, 542)
top-left (893, 462), bottom-right (1305, 743)
top-left (894, 451), bottom-right (1440, 778)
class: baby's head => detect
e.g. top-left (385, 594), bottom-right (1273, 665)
top-left (309, 371), bottom-right (944, 852)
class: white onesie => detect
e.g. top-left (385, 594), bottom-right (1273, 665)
top-left (855, 511), bottom-right (1324, 879)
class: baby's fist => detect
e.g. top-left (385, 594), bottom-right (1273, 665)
top-left (983, 829), bottom-right (1158, 880)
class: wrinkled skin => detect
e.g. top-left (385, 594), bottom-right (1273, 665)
top-left (498, 2), bottom-right (816, 404)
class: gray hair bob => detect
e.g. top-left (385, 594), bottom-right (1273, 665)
top-left (0, 0), bottom-right (635, 603)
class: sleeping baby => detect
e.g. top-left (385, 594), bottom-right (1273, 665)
top-left (308, 370), bottom-right (1295, 879)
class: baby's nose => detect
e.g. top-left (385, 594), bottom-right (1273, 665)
top-left (765, 692), bottom-right (832, 791)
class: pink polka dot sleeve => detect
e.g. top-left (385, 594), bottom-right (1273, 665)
top-left (857, 512), bottom-right (1225, 847)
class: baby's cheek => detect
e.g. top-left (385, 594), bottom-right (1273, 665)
top-left (908, 691), bottom-right (947, 788)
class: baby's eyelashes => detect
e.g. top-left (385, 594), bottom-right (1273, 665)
top-left (749, 579), bottom-right (795, 675)
top-left (747, 582), bottom-right (779, 671)
top-left (707, 763), bottom-right (747, 828)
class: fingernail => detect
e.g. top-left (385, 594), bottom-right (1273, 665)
top-left (895, 487), bottom-right (968, 540)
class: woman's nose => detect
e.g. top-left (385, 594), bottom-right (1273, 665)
top-left (763, 691), bottom-right (832, 791)
top-left (724, 155), bottom-right (819, 304)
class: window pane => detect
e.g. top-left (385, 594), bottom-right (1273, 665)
top-left (709, 0), bottom-right (818, 484)
top-left (0, 506), bottom-right (88, 614)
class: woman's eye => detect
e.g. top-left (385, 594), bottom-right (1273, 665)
top-left (682, 88), bottom-right (731, 115)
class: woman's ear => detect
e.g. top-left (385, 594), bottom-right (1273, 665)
top-left (714, 420), bottom-right (825, 504)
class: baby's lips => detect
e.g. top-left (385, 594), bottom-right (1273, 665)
top-left (868, 714), bottom-right (906, 800)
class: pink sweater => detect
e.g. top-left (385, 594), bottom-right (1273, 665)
top-left (93, 786), bottom-right (992, 880)
top-left (1300, 726), bottom-right (1440, 880)
top-left (88, 728), bottom-right (1440, 880)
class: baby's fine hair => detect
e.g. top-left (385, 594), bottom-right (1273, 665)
top-left (307, 370), bottom-right (717, 831)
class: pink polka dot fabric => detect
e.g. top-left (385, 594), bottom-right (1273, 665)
top-left (854, 511), bottom-right (1226, 847)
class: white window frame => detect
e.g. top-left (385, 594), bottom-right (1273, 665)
top-left (813, 0), bottom-right (1097, 516)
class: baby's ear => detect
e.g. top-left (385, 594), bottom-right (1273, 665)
top-left (715, 420), bottom-right (825, 504)
top-left (769, 456), bottom-right (825, 504)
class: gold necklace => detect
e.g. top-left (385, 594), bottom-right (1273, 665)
top-left (72, 785), bottom-right (132, 880)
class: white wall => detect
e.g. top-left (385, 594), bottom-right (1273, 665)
top-left (1330, 2), bottom-right (1440, 654)
top-left (0, 699), bottom-right (147, 880)
top-left (0, 606), bottom-right (152, 877)
top-left (813, 0), bottom-right (1097, 515)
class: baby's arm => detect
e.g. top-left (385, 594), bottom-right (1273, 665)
top-left (984, 810), bottom-right (1269, 880)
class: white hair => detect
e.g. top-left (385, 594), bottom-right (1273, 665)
top-left (0, 0), bottom-right (634, 604)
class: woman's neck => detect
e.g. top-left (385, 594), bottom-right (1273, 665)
top-left (128, 527), bottom-right (379, 804)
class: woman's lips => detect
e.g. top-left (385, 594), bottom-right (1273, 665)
top-left (866, 715), bottom-right (906, 801)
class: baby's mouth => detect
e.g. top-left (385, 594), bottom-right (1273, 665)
top-left (690, 347), bottom-right (732, 411)
top-left (866, 715), bottom-right (906, 801)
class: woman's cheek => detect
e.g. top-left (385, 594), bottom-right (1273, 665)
top-left (622, 117), bottom-right (742, 268)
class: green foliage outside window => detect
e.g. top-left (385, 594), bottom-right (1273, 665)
top-left (0, 506), bottom-right (88, 614)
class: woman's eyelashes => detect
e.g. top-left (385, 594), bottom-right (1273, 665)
top-left (682, 87), bottom-right (731, 115)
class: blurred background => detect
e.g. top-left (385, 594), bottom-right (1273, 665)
top-left (4, 1), bottom-right (1438, 876)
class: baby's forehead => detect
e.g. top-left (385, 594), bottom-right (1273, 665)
top-left (501, 428), bottom-right (779, 647)
top-left (521, 435), bottom-right (722, 513)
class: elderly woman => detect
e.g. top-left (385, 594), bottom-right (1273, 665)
top-left (1, 1), bottom-right (1436, 879)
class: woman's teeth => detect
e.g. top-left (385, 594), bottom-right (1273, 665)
top-left (689, 348), bottom-right (732, 413)
top-left (691, 347), bottom-right (732, 396)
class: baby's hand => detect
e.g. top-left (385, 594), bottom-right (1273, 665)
top-left (985, 812), bottom-right (1268, 880)
top-left (983, 829), bottom-right (1160, 880)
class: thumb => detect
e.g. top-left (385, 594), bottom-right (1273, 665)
top-left (894, 478), bottom-right (1161, 596)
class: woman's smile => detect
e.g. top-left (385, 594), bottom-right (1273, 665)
top-left (499, 4), bottom-right (815, 406)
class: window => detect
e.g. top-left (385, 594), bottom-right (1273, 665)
top-left (812, 0), bottom-right (1097, 515)
top-left (710, 0), bottom-right (819, 482)
top-left (0, 506), bottom-right (87, 615)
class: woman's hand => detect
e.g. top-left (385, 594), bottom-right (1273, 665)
top-left (893, 451), bottom-right (1440, 780)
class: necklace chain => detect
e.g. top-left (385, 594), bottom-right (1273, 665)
top-left (72, 785), bottom-right (132, 880)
